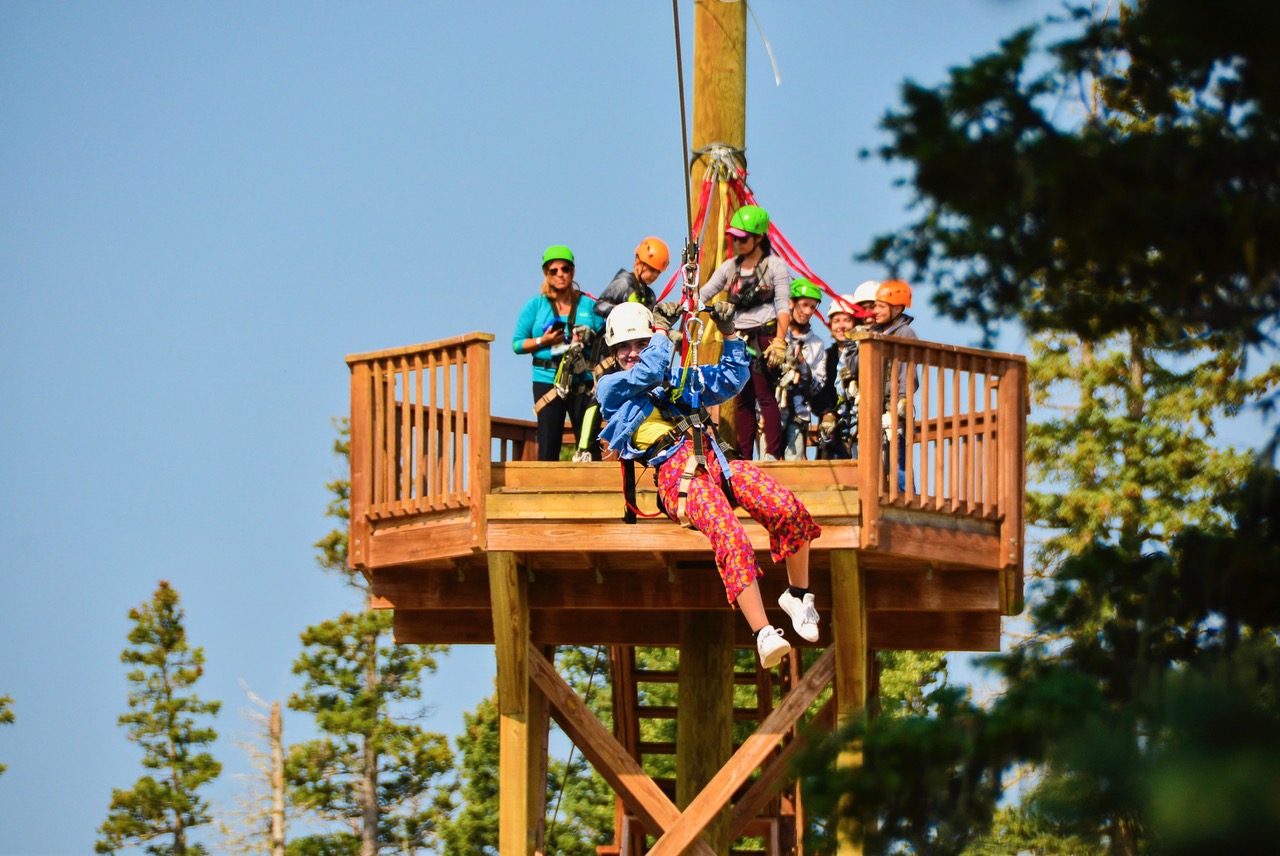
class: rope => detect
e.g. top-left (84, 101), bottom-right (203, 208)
top-left (545, 645), bottom-right (607, 844)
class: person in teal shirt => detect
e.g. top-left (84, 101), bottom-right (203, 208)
top-left (512, 245), bottom-right (606, 460)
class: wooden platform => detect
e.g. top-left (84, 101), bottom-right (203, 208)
top-left (348, 331), bottom-right (1026, 652)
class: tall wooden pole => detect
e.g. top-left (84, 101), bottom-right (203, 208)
top-left (675, 3), bottom-right (747, 855)
top-left (270, 702), bottom-right (285, 856)
top-left (690, 0), bottom-right (747, 453)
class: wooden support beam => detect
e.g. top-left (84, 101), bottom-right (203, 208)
top-left (727, 696), bottom-right (835, 840)
top-left (526, 645), bottom-right (718, 856)
top-left (647, 647), bottom-right (836, 856)
top-left (488, 551), bottom-right (531, 856)
top-left (528, 645), bottom-right (553, 856)
top-left (677, 611), bottom-right (735, 854)
top-left (373, 566), bottom-right (999, 613)
top-left (393, 608), bottom-right (1002, 651)
top-left (831, 549), bottom-right (867, 856)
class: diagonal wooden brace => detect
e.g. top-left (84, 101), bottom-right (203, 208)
top-left (648, 647), bottom-right (837, 856)
top-left (526, 644), bottom-right (718, 856)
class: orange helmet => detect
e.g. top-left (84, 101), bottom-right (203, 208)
top-left (634, 237), bottom-right (670, 272)
top-left (876, 279), bottom-right (912, 307)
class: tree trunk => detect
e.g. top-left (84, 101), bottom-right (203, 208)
top-left (362, 629), bottom-right (380, 856)
top-left (271, 701), bottom-right (286, 856)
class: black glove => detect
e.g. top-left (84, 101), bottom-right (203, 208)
top-left (710, 301), bottom-right (736, 335)
top-left (652, 302), bottom-right (682, 332)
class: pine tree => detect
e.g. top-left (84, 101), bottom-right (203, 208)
top-left (287, 421), bottom-right (455, 856)
top-left (797, 2), bottom-right (1280, 852)
top-left (96, 581), bottom-right (223, 855)
top-left (0, 694), bottom-right (13, 777)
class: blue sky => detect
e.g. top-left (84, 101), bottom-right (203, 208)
top-left (0, 1), bottom-right (1187, 852)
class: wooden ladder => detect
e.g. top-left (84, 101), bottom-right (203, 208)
top-left (597, 645), bottom-right (813, 856)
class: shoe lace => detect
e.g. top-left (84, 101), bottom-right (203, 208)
top-left (802, 602), bottom-right (818, 625)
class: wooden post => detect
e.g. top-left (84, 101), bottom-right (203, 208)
top-left (831, 549), bottom-right (867, 856)
top-left (691, 0), bottom-right (747, 451)
top-left (677, 611), bottom-right (734, 853)
top-left (489, 551), bottom-right (531, 855)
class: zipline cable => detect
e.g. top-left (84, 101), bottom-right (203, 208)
top-left (672, 0), bottom-right (694, 241)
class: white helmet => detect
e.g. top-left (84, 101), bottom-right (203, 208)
top-left (829, 294), bottom-right (858, 317)
top-left (852, 279), bottom-right (881, 305)
top-left (605, 302), bottom-right (653, 347)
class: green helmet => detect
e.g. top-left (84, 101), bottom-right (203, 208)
top-left (728, 205), bottom-right (770, 236)
top-left (542, 245), bottom-right (575, 267)
top-left (790, 277), bottom-right (823, 303)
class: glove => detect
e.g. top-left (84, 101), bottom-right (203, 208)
top-left (573, 324), bottom-right (594, 344)
top-left (896, 398), bottom-right (907, 418)
top-left (653, 301), bottom-right (682, 332)
top-left (838, 366), bottom-right (853, 386)
top-left (709, 301), bottom-right (736, 335)
top-left (764, 336), bottom-right (787, 369)
top-left (820, 412), bottom-right (836, 438)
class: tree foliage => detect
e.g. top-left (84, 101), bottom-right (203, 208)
top-left (287, 611), bottom-right (455, 856)
top-left (865, 0), bottom-right (1280, 349)
top-left (798, 2), bottom-right (1280, 853)
top-left (97, 581), bottom-right (223, 855)
top-left (289, 424), bottom-right (455, 855)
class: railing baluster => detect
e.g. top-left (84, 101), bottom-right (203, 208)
top-left (904, 345), bottom-right (918, 507)
top-left (454, 346), bottom-right (467, 502)
top-left (414, 353), bottom-right (427, 512)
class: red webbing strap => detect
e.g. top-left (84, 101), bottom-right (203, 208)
top-left (621, 460), bottom-right (664, 521)
top-left (656, 174), bottom-right (716, 303)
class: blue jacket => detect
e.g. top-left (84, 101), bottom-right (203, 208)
top-left (597, 333), bottom-right (750, 468)
top-left (512, 290), bottom-right (605, 384)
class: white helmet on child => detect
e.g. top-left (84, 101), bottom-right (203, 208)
top-left (605, 303), bottom-right (654, 347)
top-left (829, 294), bottom-right (859, 317)
top-left (852, 280), bottom-right (881, 305)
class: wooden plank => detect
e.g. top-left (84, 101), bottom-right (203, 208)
top-left (846, 330), bottom-right (1026, 364)
top-left (467, 340), bottom-right (491, 552)
top-left (367, 516), bottom-right (474, 567)
top-left (392, 608), bottom-right (1001, 651)
top-left (727, 697), bottom-right (835, 840)
top-left (487, 551), bottom-right (529, 856)
top-left (647, 648), bottom-right (836, 856)
top-left (857, 341), bottom-right (884, 548)
top-left (487, 488), bottom-right (859, 520)
top-left (873, 519), bottom-right (1002, 570)
top-left (371, 565), bottom-right (996, 613)
top-left (526, 645), bottom-right (718, 856)
top-left (349, 362), bottom-right (374, 569)
top-left (345, 331), bottom-right (496, 365)
top-left (870, 610), bottom-right (1001, 651)
top-left (487, 519), bottom-right (861, 553)
top-left (491, 459), bottom-right (861, 492)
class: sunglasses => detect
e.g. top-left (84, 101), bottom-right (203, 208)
top-left (728, 234), bottom-right (752, 243)
top-left (545, 265), bottom-right (574, 275)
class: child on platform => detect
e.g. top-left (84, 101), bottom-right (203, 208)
top-left (596, 301), bottom-right (823, 668)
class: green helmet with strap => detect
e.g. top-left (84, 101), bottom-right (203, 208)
top-left (542, 245), bottom-right (575, 267)
top-left (790, 277), bottom-right (822, 303)
top-left (729, 205), bottom-right (770, 236)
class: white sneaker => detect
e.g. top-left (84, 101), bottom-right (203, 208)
top-left (755, 625), bottom-right (791, 669)
top-left (778, 590), bottom-right (820, 642)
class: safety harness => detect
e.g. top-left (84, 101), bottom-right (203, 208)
top-left (620, 238), bottom-right (740, 528)
top-left (533, 291), bottom-right (593, 415)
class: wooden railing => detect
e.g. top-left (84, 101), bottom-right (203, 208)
top-left (346, 331), bottom-right (1026, 576)
top-left (853, 333), bottom-right (1026, 568)
top-left (346, 333), bottom-right (494, 565)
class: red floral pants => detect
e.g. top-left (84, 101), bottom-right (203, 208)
top-left (656, 441), bottom-right (821, 603)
